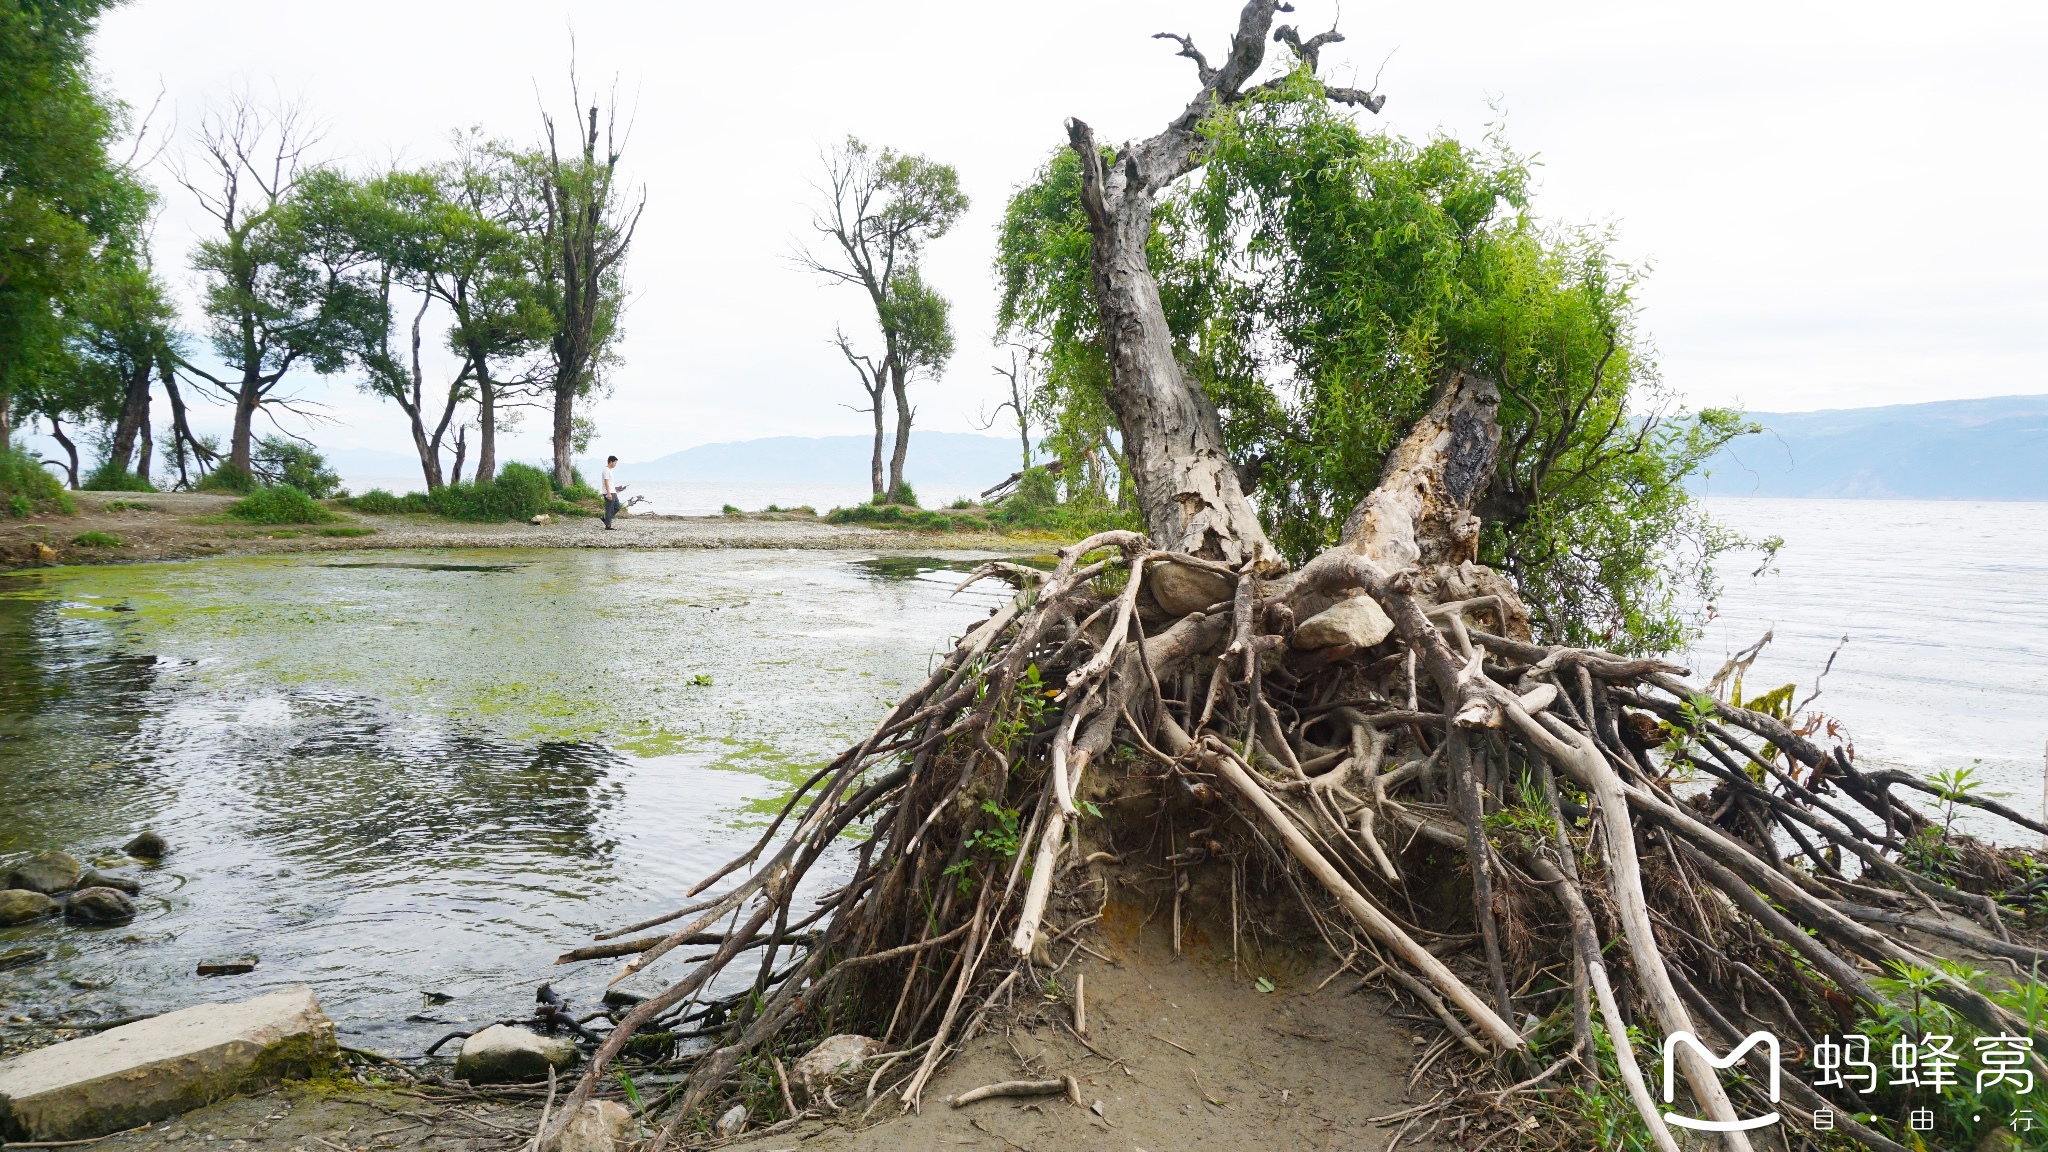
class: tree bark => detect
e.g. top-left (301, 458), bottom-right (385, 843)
top-left (888, 363), bottom-right (913, 501)
top-left (1065, 0), bottom-right (1380, 568)
top-left (472, 358), bottom-right (496, 484)
top-left (46, 416), bottom-right (79, 488)
top-left (105, 360), bottom-right (153, 476)
top-left (229, 373), bottom-right (259, 477)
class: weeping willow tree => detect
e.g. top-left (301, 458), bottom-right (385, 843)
top-left (533, 8), bottom-right (2045, 1152)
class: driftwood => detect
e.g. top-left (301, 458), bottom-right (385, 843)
top-left (527, 8), bottom-right (2047, 1152)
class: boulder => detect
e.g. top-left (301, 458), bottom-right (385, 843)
top-left (600, 972), bottom-right (667, 1008)
top-left (122, 831), bottom-right (168, 860)
top-left (529, 513), bottom-right (552, 525)
top-left (550, 1099), bottom-right (633, 1152)
top-left (1292, 594), bottom-right (1394, 651)
top-left (1148, 563), bottom-right (1235, 616)
top-left (0, 985), bottom-right (335, 1142)
top-left (0, 891), bottom-right (59, 927)
top-left (453, 1025), bottom-right (579, 1084)
top-left (714, 1103), bottom-right (747, 1138)
top-left (5, 851), bottom-right (81, 895)
top-left (790, 1034), bottom-right (883, 1106)
top-left (65, 888), bottom-right (136, 925)
top-left (77, 870), bottom-right (140, 896)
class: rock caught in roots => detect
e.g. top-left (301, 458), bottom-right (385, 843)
top-left (535, 379), bottom-right (2044, 1152)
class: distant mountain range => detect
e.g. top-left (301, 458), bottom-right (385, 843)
top-left (324, 432), bottom-right (1032, 497)
top-left (324, 395), bottom-right (2048, 503)
top-left (1696, 395), bottom-right (2048, 500)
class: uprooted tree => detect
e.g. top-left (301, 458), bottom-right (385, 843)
top-left (535, 7), bottom-right (2048, 1151)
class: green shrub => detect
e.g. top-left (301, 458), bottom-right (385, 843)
top-left (430, 461), bottom-right (553, 521)
top-left (82, 461), bottom-right (155, 492)
top-left (226, 485), bottom-right (340, 525)
top-left (338, 488), bottom-right (429, 515)
top-left (196, 463), bottom-right (255, 494)
top-left (826, 502), bottom-right (991, 533)
top-left (891, 482), bottom-right (918, 507)
top-left (253, 437), bottom-right (343, 498)
top-left (335, 463), bottom-right (563, 522)
top-left (1, 445), bottom-right (73, 517)
top-left (72, 531), bottom-right (122, 547)
top-left (722, 504), bottom-right (742, 516)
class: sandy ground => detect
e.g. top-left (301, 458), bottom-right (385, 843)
top-left (74, 914), bottom-right (1455, 1152)
top-left (0, 492), bottom-right (1024, 568)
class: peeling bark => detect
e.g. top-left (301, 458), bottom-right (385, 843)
top-left (1066, 0), bottom-right (1381, 569)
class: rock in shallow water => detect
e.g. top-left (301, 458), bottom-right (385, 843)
top-left (122, 831), bottom-right (168, 860)
top-left (5, 851), bottom-right (82, 895)
top-left (64, 887), bottom-right (136, 924)
top-left (76, 869), bottom-right (140, 895)
top-left (0, 985), bottom-right (336, 1141)
top-left (196, 956), bottom-right (257, 977)
top-left (453, 1024), bottom-right (579, 1083)
top-left (0, 890), bottom-right (60, 926)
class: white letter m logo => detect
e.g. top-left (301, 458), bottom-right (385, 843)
top-left (1662, 1031), bottom-right (1781, 1132)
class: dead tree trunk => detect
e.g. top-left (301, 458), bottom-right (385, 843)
top-left (1067, 0), bottom-right (1381, 568)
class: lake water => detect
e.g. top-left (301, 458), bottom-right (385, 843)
top-left (1, 498), bottom-right (2042, 1055)
top-left (0, 549), bottom-right (1011, 1054)
top-left (1696, 498), bottom-right (2048, 840)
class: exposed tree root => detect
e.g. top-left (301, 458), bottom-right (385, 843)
top-left (535, 372), bottom-right (2048, 1152)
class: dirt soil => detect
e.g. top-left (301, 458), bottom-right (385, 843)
top-left (73, 912), bottom-right (1451, 1152)
top-left (0, 492), bottom-right (1022, 569)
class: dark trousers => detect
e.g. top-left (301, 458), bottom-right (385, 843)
top-left (603, 494), bottom-right (620, 528)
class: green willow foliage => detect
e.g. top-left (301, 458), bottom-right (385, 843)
top-left (996, 73), bottom-right (1757, 654)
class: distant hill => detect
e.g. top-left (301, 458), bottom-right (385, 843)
top-left (1695, 395), bottom-right (2048, 500)
top-left (624, 432), bottom-right (1029, 494)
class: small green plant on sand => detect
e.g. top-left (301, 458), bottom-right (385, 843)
top-left (225, 485), bottom-right (341, 525)
top-left (72, 531), bottom-right (122, 547)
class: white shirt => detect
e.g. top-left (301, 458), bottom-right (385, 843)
top-left (602, 466), bottom-right (616, 496)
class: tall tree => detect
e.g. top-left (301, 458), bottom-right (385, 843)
top-left (437, 134), bottom-right (547, 484)
top-left (797, 138), bottom-right (967, 502)
top-left (175, 92), bottom-right (353, 482)
top-left (1060, 4), bottom-right (1380, 569)
top-left (519, 92), bottom-right (639, 488)
top-left (71, 248), bottom-right (177, 486)
top-left (0, 0), bottom-right (151, 446)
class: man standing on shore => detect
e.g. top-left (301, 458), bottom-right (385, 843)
top-left (601, 455), bottom-right (624, 530)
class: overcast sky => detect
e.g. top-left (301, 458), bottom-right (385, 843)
top-left (90, 0), bottom-right (2048, 466)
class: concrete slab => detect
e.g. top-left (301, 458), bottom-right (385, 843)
top-left (0, 986), bottom-right (337, 1141)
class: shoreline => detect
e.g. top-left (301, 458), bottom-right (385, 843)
top-left (0, 491), bottom-right (1043, 570)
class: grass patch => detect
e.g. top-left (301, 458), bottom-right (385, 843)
top-left (2, 445), bottom-right (73, 517)
top-left (82, 462), bottom-right (155, 492)
top-left (99, 499), bottom-right (154, 512)
top-left (320, 526), bottom-right (377, 538)
top-left (72, 531), bottom-right (123, 548)
top-left (825, 468), bottom-right (1139, 538)
top-left (336, 463), bottom-right (583, 522)
top-left (226, 486), bottom-right (341, 525)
